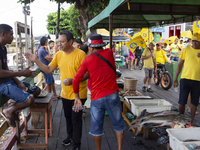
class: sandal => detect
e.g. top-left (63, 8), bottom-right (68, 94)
top-left (0, 112), bottom-right (16, 127)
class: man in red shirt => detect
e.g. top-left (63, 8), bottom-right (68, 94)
top-left (73, 34), bottom-right (124, 150)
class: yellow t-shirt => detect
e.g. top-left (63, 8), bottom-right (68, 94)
top-left (179, 43), bottom-right (185, 50)
top-left (156, 49), bottom-right (168, 64)
top-left (180, 46), bottom-right (200, 81)
top-left (170, 43), bottom-right (180, 54)
top-left (142, 48), bottom-right (156, 69)
top-left (49, 48), bottom-right (87, 99)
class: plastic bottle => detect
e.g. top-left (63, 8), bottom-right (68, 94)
top-left (72, 105), bottom-right (85, 111)
top-left (174, 83), bottom-right (179, 92)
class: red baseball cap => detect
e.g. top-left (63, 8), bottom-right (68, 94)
top-left (156, 43), bottom-right (162, 46)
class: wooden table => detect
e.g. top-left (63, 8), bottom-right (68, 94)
top-left (16, 93), bottom-right (54, 150)
top-left (122, 99), bottom-right (149, 139)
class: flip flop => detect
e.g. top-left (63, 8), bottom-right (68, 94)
top-left (0, 112), bottom-right (16, 127)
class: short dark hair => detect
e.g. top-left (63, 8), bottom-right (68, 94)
top-left (80, 44), bottom-right (88, 54)
top-left (40, 36), bottom-right (48, 46)
top-left (0, 24), bottom-right (12, 34)
top-left (60, 30), bottom-right (74, 42)
top-left (74, 38), bottom-right (83, 44)
top-left (48, 40), bottom-right (54, 44)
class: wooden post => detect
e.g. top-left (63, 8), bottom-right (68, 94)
top-left (109, 14), bottom-right (113, 50)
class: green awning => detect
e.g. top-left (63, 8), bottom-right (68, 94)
top-left (88, 0), bottom-right (200, 29)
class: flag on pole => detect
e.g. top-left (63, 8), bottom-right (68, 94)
top-left (140, 28), bottom-right (154, 45)
top-left (126, 35), bottom-right (146, 52)
top-left (181, 30), bottom-right (192, 38)
top-left (164, 36), bottom-right (178, 44)
top-left (132, 32), bottom-right (140, 39)
top-left (193, 21), bottom-right (200, 34)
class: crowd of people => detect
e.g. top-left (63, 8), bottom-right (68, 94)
top-left (1, 22), bottom-right (200, 150)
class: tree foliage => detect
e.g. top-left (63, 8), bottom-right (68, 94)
top-left (67, 5), bottom-right (82, 38)
top-left (17, 0), bottom-right (110, 41)
top-left (17, 0), bottom-right (34, 5)
top-left (46, 5), bottom-right (81, 38)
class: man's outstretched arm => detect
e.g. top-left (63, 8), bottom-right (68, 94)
top-left (25, 52), bottom-right (56, 74)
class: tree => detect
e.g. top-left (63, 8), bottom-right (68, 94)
top-left (46, 5), bottom-right (82, 38)
top-left (67, 5), bottom-right (82, 38)
top-left (46, 9), bottom-right (70, 35)
top-left (64, 0), bottom-right (110, 41)
top-left (18, 0), bottom-right (109, 41)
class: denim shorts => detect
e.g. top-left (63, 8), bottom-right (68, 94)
top-left (42, 72), bottom-right (54, 85)
top-left (90, 91), bottom-right (124, 136)
top-left (0, 79), bottom-right (39, 103)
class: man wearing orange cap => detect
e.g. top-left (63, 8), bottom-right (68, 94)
top-left (156, 43), bottom-right (171, 65)
top-left (73, 34), bottom-right (124, 150)
top-left (173, 33), bottom-right (200, 124)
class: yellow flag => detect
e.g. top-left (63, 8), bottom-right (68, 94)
top-left (164, 36), bottom-right (178, 44)
top-left (132, 32), bottom-right (140, 39)
top-left (140, 28), bottom-right (154, 45)
top-left (193, 21), bottom-right (200, 34)
top-left (181, 30), bottom-right (192, 38)
top-left (112, 30), bottom-right (115, 36)
top-left (126, 35), bottom-right (146, 52)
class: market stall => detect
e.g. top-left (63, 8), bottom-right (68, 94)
top-left (88, 1), bottom-right (200, 149)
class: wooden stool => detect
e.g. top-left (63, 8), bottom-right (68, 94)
top-left (16, 93), bottom-right (54, 150)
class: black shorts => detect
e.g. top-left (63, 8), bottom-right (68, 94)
top-left (135, 55), bottom-right (141, 59)
top-left (179, 79), bottom-right (200, 106)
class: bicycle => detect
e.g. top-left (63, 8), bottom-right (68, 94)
top-left (153, 63), bottom-right (172, 90)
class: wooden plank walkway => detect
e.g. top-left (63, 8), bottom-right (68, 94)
top-left (120, 67), bottom-right (200, 124)
top-left (16, 67), bottom-right (200, 150)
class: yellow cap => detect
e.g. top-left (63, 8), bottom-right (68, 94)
top-left (192, 34), bottom-right (200, 42)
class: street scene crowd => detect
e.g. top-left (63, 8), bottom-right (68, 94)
top-left (1, 1), bottom-right (200, 150)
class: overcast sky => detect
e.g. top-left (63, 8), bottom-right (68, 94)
top-left (0, 0), bottom-right (71, 36)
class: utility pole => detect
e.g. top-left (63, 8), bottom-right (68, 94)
top-left (23, 4), bottom-right (30, 66)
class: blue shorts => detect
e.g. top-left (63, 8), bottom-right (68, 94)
top-left (0, 79), bottom-right (39, 103)
top-left (179, 79), bottom-right (200, 106)
top-left (90, 91), bottom-right (124, 136)
top-left (42, 72), bottom-right (54, 85)
top-left (123, 54), bottom-right (130, 57)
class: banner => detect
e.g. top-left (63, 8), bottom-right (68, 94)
top-left (126, 35), bottom-right (146, 52)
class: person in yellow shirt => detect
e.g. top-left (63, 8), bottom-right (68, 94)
top-left (173, 33), bottom-right (200, 125)
top-left (25, 31), bottom-right (89, 150)
top-left (179, 38), bottom-right (185, 50)
top-left (170, 38), bottom-right (181, 61)
top-left (142, 42), bottom-right (157, 92)
top-left (156, 43), bottom-right (171, 65)
top-left (163, 43), bottom-right (171, 57)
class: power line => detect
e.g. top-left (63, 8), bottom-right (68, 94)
top-left (31, 6), bottom-right (57, 11)
top-left (0, 6), bottom-right (21, 14)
